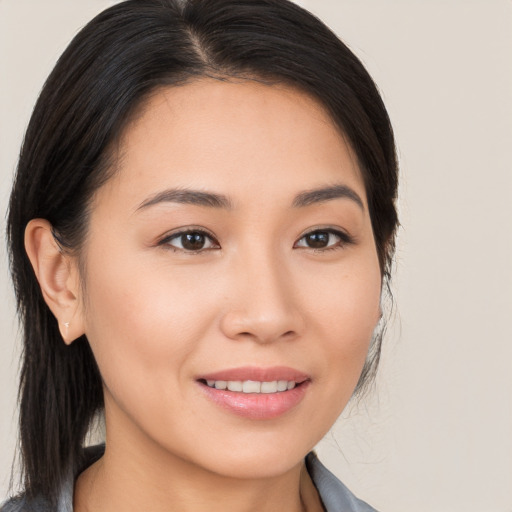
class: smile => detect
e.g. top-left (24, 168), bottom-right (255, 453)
top-left (197, 366), bottom-right (310, 420)
top-left (204, 379), bottom-right (296, 393)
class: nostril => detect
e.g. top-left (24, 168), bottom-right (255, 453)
top-left (237, 330), bottom-right (297, 342)
top-left (219, 307), bottom-right (304, 344)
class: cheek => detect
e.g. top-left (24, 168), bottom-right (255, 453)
top-left (81, 255), bottom-right (221, 396)
top-left (303, 249), bottom-right (381, 336)
top-left (304, 253), bottom-right (382, 386)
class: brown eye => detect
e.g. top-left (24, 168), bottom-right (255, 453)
top-left (182, 232), bottom-right (206, 250)
top-left (294, 229), bottom-right (353, 251)
top-left (304, 231), bottom-right (330, 248)
top-left (162, 230), bottom-right (219, 252)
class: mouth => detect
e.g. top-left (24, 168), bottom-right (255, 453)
top-left (199, 378), bottom-right (302, 394)
top-left (196, 367), bottom-right (310, 420)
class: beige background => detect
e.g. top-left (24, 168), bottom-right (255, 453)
top-left (1, 1), bottom-right (511, 511)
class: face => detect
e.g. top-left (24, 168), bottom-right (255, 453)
top-left (78, 79), bottom-right (381, 479)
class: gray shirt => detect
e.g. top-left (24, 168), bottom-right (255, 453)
top-left (2, 446), bottom-right (378, 512)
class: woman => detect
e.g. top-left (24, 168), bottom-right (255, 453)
top-left (3, 0), bottom-right (398, 511)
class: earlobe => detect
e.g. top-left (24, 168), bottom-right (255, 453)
top-left (24, 219), bottom-right (85, 344)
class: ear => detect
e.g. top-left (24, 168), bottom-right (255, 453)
top-left (24, 219), bottom-right (85, 344)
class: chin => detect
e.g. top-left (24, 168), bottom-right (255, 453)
top-left (205, 452), bottom-right (305, 480)
top-left (175, 432), bottom-right (316, 480)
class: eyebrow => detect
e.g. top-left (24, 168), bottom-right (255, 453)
top-left (137, 188), bottom-right (233, 211)
top-left (136, 184), bottom-right (364, 212)
top-left (292, 184), bottom-right (364, 210)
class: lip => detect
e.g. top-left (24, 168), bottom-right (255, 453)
top-left (196, 366), bottom-right (310, 420)
top-left (198, 366), bottom-right (309, 383)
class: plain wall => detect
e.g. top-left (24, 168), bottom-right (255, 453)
top-left (1, 1), bottom-right (511, 511)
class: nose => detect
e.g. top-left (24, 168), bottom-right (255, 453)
top-left (219, 250), bottom-right (305, 344)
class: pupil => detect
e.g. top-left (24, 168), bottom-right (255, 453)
top-left (307, 232), bottom-right (329, 248)
top-left (182, 232), bottom-right (205, 250)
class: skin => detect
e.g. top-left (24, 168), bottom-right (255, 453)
top-left (25, 79), bottom-right (382, 512)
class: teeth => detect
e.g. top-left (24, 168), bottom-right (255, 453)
top-left (206, 379), bottom-right (298, 394)
top-left (261, 381), bottom-right (277, 393)
top-left (242, 380), bottom-right (261, 393)
top-left (277, 380), bottom-right (288, 391)
top-left (227, 381), bottom-right (243, 392)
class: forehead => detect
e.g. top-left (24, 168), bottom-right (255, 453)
top-left (99, 78), bottom-right (366, 211)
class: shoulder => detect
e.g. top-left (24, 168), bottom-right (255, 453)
top-left (0, 445), bottom-right (105, 512)
top-left (306, 452), bottom-right (379, 512)
top-left (0, 495), bottom-right (52, 512)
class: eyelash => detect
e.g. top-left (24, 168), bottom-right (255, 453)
top-left (158, 227), bottom-right (355, 254)
top-left (158, 228), bottom-right (219, 254)
top-left (294, 228), bottom-right (355, 252)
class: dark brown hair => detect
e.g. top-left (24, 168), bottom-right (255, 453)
top-left (6, 0), bottom-right (398, 506)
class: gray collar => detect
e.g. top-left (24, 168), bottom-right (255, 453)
top-left (2, 445), bottom-right (378, 512)
top-left (305, 452), bottom-right (378, 511)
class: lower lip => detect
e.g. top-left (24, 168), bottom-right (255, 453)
top-left (198, 381), bottom-right (310, 420)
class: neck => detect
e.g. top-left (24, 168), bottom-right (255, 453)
top-left (74, 441), bottom-right (323, 512)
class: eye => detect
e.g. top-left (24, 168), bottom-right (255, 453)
top-left (160, 229), bottom-right (219, 252)
top-left (294, 228), bottom-right (353, 251)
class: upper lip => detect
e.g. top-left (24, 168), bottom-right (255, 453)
top-left (197, 366), bottom-right (310, 383)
